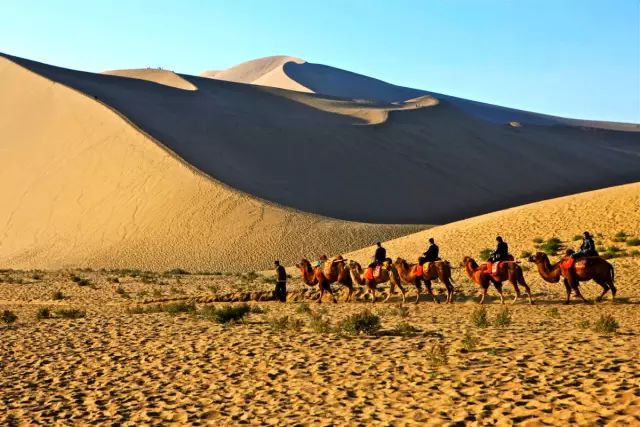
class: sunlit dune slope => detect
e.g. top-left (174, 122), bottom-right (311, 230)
top-left (103, 68), bottom-right (197, 90)
top-left (346, 182), bottom-right (640, 267)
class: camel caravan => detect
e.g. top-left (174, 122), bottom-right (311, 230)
top-left (295, 232), bottom-right (616, 305)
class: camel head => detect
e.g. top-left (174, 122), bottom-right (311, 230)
top-left (296, 259), bottom-right (313, 273)
top-left (527, 252), bottom-right (548, 264)
top-left (393, 257), bottom-right (408, 270)
top-left (461, 256), bottom-right (476, 268)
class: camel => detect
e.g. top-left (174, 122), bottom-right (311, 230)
top-left (347, 259), bottom-right (405, 303)
top-left (528, 252), bottom-right (615, 304)
top-left (462, 256), bottom-right (533, 304)
top-left (392, 258), bottom-right (455, 304)
top-left (295, 257), bottom-right (354, 303)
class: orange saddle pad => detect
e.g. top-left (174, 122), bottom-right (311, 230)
top-left (364, 267), bottom-right (375, 281)
top-left (413, 265), bottom-right (424, 276)
top-left (560, 256), bottom-right (575, 269)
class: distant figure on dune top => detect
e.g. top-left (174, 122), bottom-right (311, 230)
top-left (571, 231), bottom-right (598, 259)
top-left (488, 236), bottom-right (510, 263)
top-left (274, 260), bottom-right (287, 303)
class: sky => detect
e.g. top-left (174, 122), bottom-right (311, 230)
top-left (1, 0), bottom-right (638, 122)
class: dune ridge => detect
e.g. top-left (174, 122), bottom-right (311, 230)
top-left (103, 68), bottom-right (197, 90)
top-left (0, 56), bottom-right (422, 272)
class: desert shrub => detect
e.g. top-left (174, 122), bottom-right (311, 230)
top-left (55, 308), bottom-right (86, 319)
top-left (540, 237), bottom-right (562, 255)
top-left (296, 303), bottom-right (313, 315)
top-left (384, 304), bottom-right (410, 318)
top-left (592, 314), bottom-right (619, 334)
top-left (31, 273), bottom-right (43, 280)
top-left (262, 276), bottom-right (277, 284)
top-left (338, 310), bottom-right (381, 335)
top-left (249, 304), bottom-right (268, 314)
top-left (106, 277), bottom-right (120, 283)
top-left (127, 306), bottom-right (145, 314)
top-left (70, 274), bottom-right (92, 286)
top-left (152, 289), bottom-right (163, 298)
top-left (470, 306), bottom-right (489, 328)
top-left (243, 271), bottom-right (260, 281)
top-left (625, 238), bottom-right (640, 246)
top-left (308, 313), bottom-right (332, 334)
top-left (52, 290), bottom-right (65, 301)
top-left (577, 320), bottom-right (590, 329)
top-left (572, 234), bottom-right (583, 241)
top-left (391, 322), bottom-right (421, 336)
top-left (426, 342), bottom-right (449, 366)
top-left (36, 307), bottom-right (51, 320)
top-left (1, 310), bottom-right (17, 325)
top-left (532, 237), bottom-right (544, 244)
top-left (612, 231), bottom-right (628, 242)
top-left (629, 250), bottom-right (640, 257)
top-left (115, 286), bottom-right (130, 298)
top-left (479, 248), bottom-right (493, 261)
top-left (461, 331), bottom-right (479, 352)
top-left (547, 307), bottom-right (560, 318)
top-left (201, 304), bottom-right (250, 324)
top-left (269, 315), bottom-right (304, 332)
top-left (131, 302), bottom-right (195, 315)
top-left (164, 268), bottom-right (190, 275)
top-left (494, 307), bottom-right (512, 327)
top-left (519, 250), bottom-right (532, 259)
top-left (602, 246), bottom-right (626, 259)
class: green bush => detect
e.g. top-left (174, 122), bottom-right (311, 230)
top-left (577, 320), bottom-right (590, 329)
top-left (426, 342), bottom-right (448, 366)
top-left (249, 304), bottom-right (268, 314)
top-left (602, 246), bottom-right (626, 259)
top-left (592, 314), bottom-right (619, 334)
top-left (519, 250), bottom-right (532, 259)
top-left (338, 310), bottom-right (381, 335)
top-left (540, 237), bottom-right (562, 255)
top-left (52, 290), bottom-right (65, 300)
top-left (309, 313), bottom-right (332, 334)
top-left (36, 307), bottom-right (51, 320)
top-left (625, 238), bottom-right (640, 246)
top-left (55, 308), bottom-right (86, 319)
top-left (612, 231), bottom-right (628, 242)
top-left (1, 310), bottom-right (17, 325)
top-left (494, 307), bottom-right (512, 327)
top-left (164, 268), bottom-right (190, 275)
top-left (572, 234), bottom-right (583, 241)
top-left (479, 248), bottom-right (493, 261)
top-left (532, 237), bottom-right (544, 244)
top-left (296, 303), bottom-right (313, 315)
top-left (470, 306), bottom-right (489, 328)
top-left (547, 307), bottom-right (560, 318)
top-left (269, 315), bottom-right (304, 332)
top-left (461, 331), bottom-right (479, 351)
top-left (630, 250), bottom-right (640, 257)
top-left (200, 304), bottom-right (250, 324)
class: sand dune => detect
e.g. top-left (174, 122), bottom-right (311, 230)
top-left (3, 52), bottom-right (639, 225)
top-left (346, 182), bottom-right (640, 268)
top-left (0, 56), bottom-right (420, 271)
top-left (103, 68), bottom-right (197, 90)
top-left (208, 56), bottom-right (640, 131)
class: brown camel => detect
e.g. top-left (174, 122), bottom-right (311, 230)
top-left (296, 257), bottom-right (354, 303)
top-left (462, 256), bottom-right (532, 304)
top-left (347, 259), bottom-right (405, 303)
top-left (461, 257), bottom-right (505, 304)
top-left (528, 252), bottom-right (615, 304)
top-left (392, 258), bottom-right (455, 304)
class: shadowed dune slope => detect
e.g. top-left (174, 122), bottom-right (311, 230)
top-left (3, 53), bottom-right (639, 224)
top-left (103, 68), bottom-right (197, 90)
top-left (0, 56), bottom-right (422, 271)
top-left (346, 182), bottom-right (640, 267)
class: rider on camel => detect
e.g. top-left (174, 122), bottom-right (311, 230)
top-left (488, 236), bottom-right (509, 263)
top-left (571, 231), bottom-right (598, 259)
top-left (419, 238), bottom-right (439, 265)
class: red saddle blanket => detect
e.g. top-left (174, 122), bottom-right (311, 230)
top-left (365, 266), bottom-right (382, 281)
top-left (412, 265), bottom-right (424, 276)
top-left (560, 257), bottom-right (575, 269)
top-left (484, 262), bottom-right (501, 275)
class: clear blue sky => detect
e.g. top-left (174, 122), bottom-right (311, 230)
top-left (1, 0), bottom-right (638, 122)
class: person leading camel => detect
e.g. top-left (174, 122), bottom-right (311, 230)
top-left (274, 260), bottom-right (287, 303)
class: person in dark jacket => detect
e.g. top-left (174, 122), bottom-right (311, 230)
top-left (371, 242), bottom-right (386, 266)
top-left (420, 238), bottom-right (439, 265)
top-left (571, 231), bottom-right (598, 259)
top-left (274, 260), bottom-right (287, 302)
top-left (489, 236), bottom-right (509, 262)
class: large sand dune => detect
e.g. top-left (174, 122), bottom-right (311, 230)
top-left (207, 56), bottom-right (640, 131)
top-left (103, 68), bottom-right (197, 90)
top-left (0, 56), bottom-right (420, 271)
top-left (4, 53), bottom-right (639, 225)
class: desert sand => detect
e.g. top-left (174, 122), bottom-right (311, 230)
top-left (2, 181), bottom-right (640, 425)
top-left (103, 68), bottom-right (197, 90)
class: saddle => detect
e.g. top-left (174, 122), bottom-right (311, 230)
top-left (365, 265), bottom-right (382, 281)
top-left (412, 264), bottom-right (424, 277)
top-left (560, 256), bottom-right (575, 270)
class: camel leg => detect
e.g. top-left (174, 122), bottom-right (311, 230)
top-left (518, 273), bottom-right (533, 305)
top-left (425, 280), bottom-right (439, 304)
top-left (594, 278), bottom-right (609, 302)
top-left (395, 280), bottom-right (407, 304)
top-left (563, 278), bottom-right (571, 304)
top-left (511, 279), bottom-right (520, 304)
top-left (442, 278), bottom-right (454, 304)
top-left (571, 281), bottom-right (588, 304)
top-left (479, 287), bottom-right (487, 304)
top-left (494, 281), bottom-right (504, 304)
top-left (414, 280), bottom-right (422, 304)
top-left (317, 286), bottom-right (324, 304)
